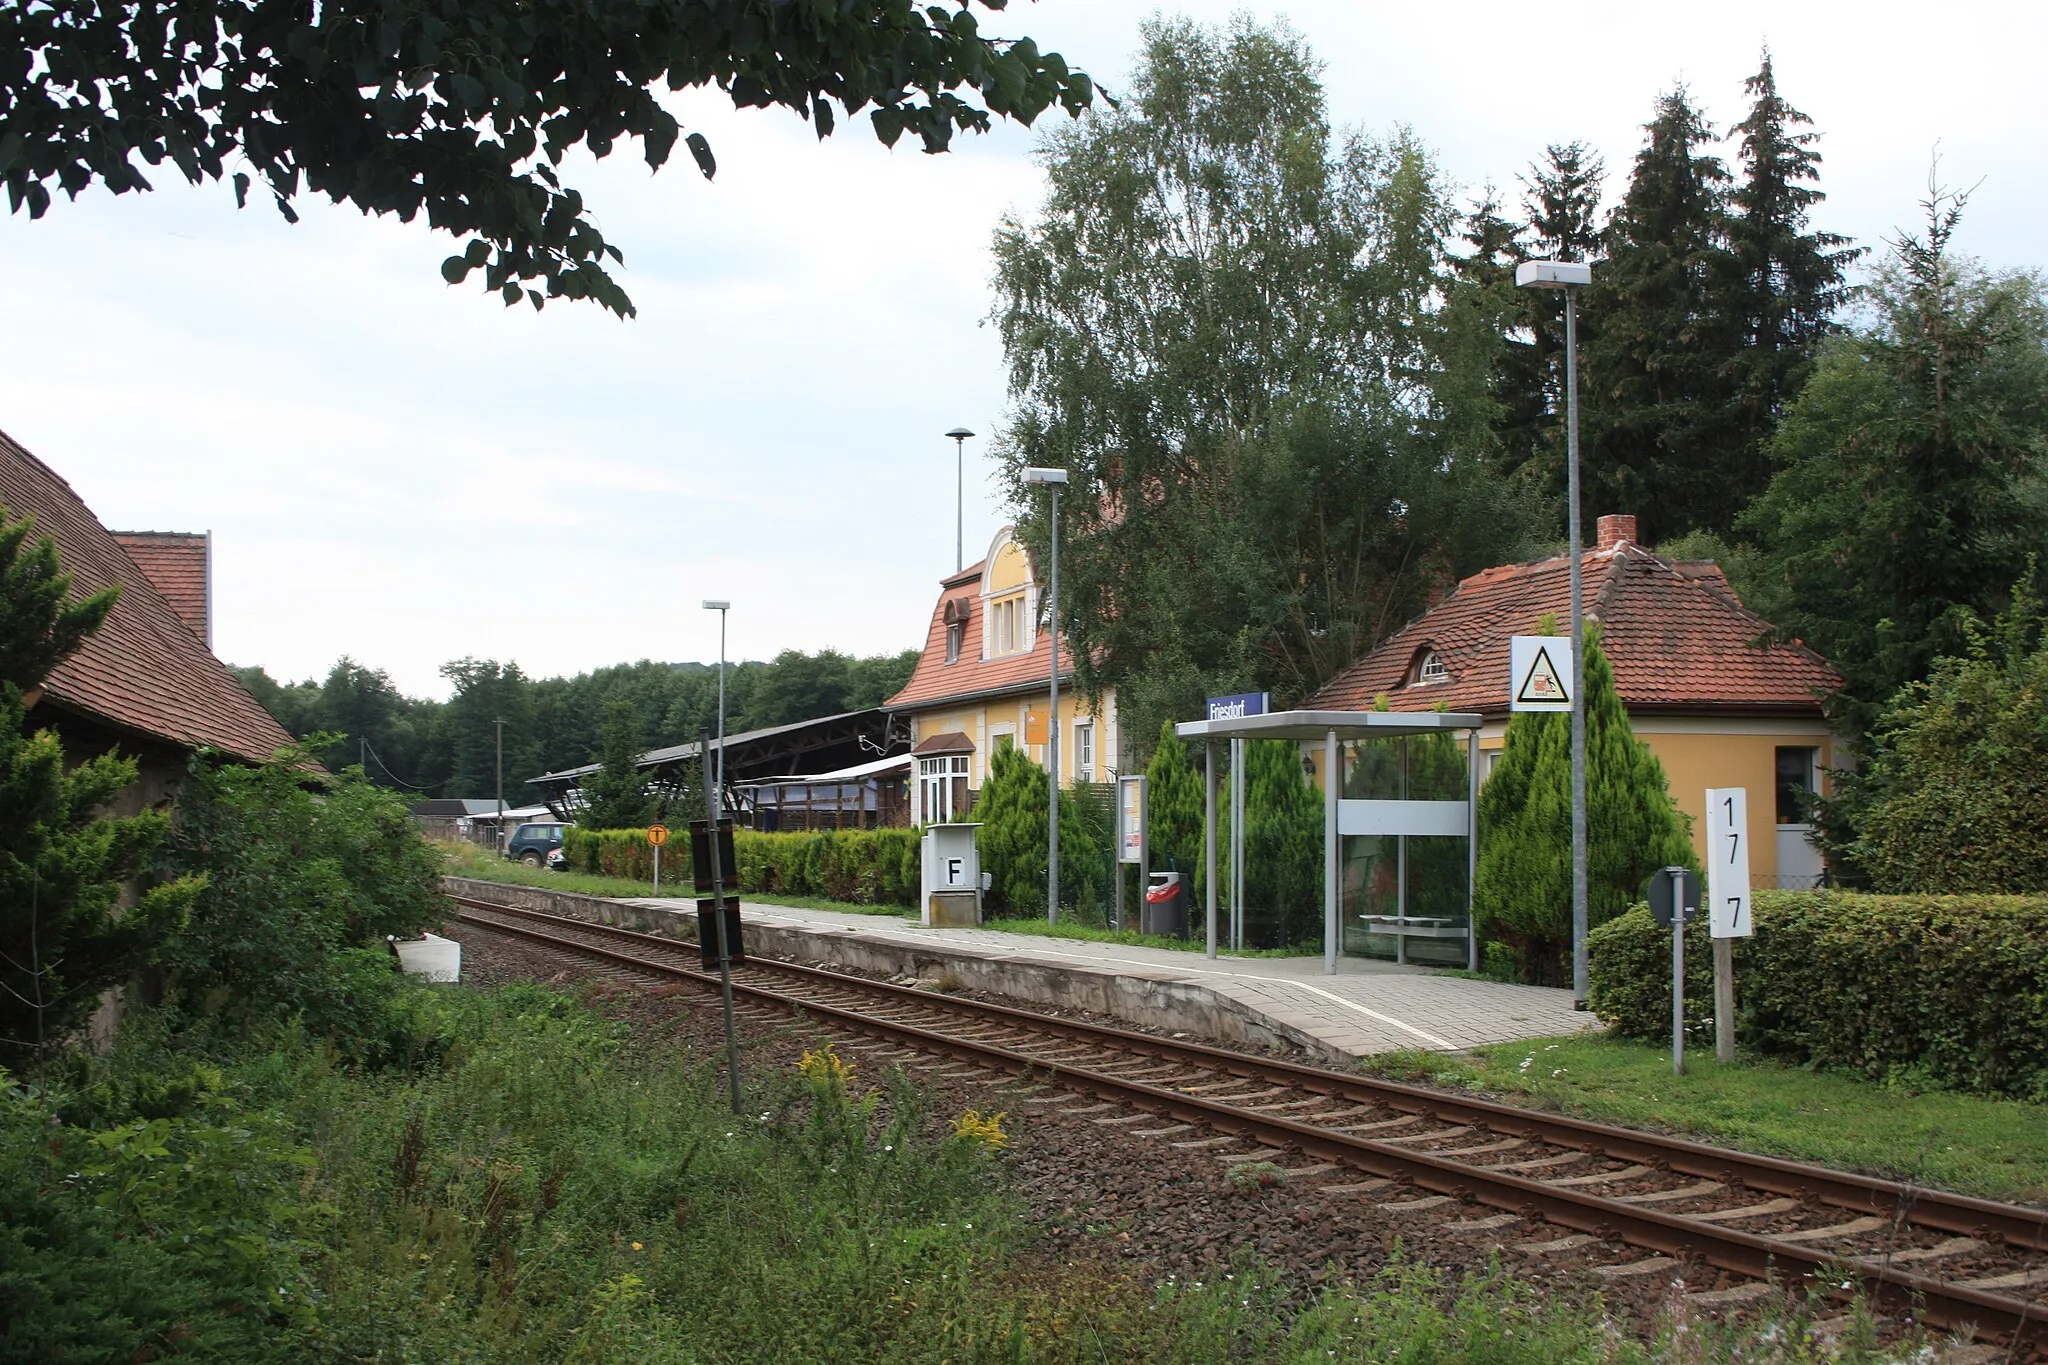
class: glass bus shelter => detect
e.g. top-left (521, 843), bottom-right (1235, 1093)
top-left (1172, 709), bottom-right (1484, 975)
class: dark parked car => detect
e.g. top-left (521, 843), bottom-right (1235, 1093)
top-left (505, 821), bottom-right (567, 867)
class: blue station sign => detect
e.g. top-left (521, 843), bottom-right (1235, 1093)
top-left (1205, 692), bottom-right (1270, 721)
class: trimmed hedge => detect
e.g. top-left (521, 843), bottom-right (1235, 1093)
top-left (1588, 890), bottom-right (2048, 1098)
top-left (562, 826), bottom-right (920, 907)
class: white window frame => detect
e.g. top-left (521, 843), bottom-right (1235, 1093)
top-left (915, 754), bottom-right (971, 823)
top-left (1075, 720), bottom-right (1095, 782)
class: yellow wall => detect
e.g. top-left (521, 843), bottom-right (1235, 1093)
top-left (1477, 718), bottom-right (1834, 887)
top-left (987, 539), bottom-right (1031, 592)
top-left (909, 691), bottom-right (1106, 788)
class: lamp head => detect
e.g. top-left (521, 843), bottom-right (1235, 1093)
top-left (1022, 466), bottom-right (1070, 486)
top-left (702, 599), bottom-right (730, 611)
top-left (1515, 259), bottom-right (1593, 290)
top-left (946, 427), bottom-right (975, 441)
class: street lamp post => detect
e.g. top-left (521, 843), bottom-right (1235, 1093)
top-left (702, 600), bottom-right (730, 806)
top-left (1023, 466), bottom-right (1068, 925)
top-left (946, 428), bottom-right (975, 574)
top-left (1516, 258), bottom-right (1594, 1005)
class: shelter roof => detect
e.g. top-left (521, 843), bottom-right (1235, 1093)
top-left (1175, 710), bottom-right (1481, 743)
top-left (0, 427), bottom-right (296, 763)
top-left (528, 709), bottom-right (906, 789)
top-left (910, 730), bottom-right (975, 755)
top-left (1309, 533), bottom-right (1839, 718)
top-left (735, 751), bottom-right (911, 787)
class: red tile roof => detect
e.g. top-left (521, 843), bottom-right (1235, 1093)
top-left (111, 531), bottom-right (209, 644)
top-left (885, 557), bottom-right (1076, 710)
top-left (1309, 536), bottom-right (1839, 717)
top-left (1, 427), bottom-right (297, 762)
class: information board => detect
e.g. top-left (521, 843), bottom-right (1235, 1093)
top-left (1706, 788), bottom-right (1753, 938)
top-left (1117, 775), bottom-right (1147, 865)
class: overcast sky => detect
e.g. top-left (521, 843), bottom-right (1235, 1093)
top-left (4, 2), bottom-right (2041, 698)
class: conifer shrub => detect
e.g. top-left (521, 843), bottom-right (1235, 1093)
top-left (1475, 624), bottom-right (1694, 982)
top-left (1, 504), bottom-right (203, 1064)
top-left (969, 746), bottom-right (1105, 917)
top-left (1144, 719), bottom-right (1207, 877)
top-left (1588, 890), bottom-right (2048, 1097)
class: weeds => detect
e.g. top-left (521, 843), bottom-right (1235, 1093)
top-left (0, 985), bottom-right (1973, 1363)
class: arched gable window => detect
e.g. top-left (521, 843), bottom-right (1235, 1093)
top-left (980, 527), bottom-right (1036, 659)
top-left (1408, 646), bottom-right (1447, 686)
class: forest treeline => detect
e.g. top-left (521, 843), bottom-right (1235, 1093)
top-left (234, 649), bottom-right (918, 802)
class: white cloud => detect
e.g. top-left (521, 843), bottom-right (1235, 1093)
top-left (1, 1), bottom-right (2040, 698)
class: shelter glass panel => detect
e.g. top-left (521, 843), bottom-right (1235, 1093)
top-left (1337, 733), bottom-right (1470, 963)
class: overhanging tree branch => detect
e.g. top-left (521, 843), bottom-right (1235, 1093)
top-left (0, 0), bottom-right (1098, 317)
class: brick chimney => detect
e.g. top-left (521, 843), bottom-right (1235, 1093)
top-left (1596, 514), bottom-right (1636, 552)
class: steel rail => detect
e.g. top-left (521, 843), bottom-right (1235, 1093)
top-left (450, 901), bottom-right (2043, 1349)
top-left (446, 895), bottom-right (2048, 1252)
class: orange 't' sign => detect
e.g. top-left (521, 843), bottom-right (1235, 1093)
top-left (1023, 711), bottom-right (1048, 746)
top-left (646, 824), bottom-right (669, 847)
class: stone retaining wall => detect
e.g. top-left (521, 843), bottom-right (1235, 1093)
top-left (442, 877), bottom-right (1339, 1062)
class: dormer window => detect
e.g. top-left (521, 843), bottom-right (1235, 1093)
top-left (1409, 646), bottom-right (1447, 686)
top-left (942, 597), bottom-right (971, 664)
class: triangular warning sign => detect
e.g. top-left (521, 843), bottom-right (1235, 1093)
top-left (1517, 645), bottom-right (1569, 705)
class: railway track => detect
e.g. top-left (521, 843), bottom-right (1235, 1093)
top-left (447, 894), bottom-right (2048, 1352)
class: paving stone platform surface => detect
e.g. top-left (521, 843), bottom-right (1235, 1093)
top-left (614, 898), bottom-right (1593, 1058)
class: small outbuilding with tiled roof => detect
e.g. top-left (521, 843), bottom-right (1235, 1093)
top-left (1309, 515), bottom-right (1843, 890)
top-left (1, 427), bottom-right (296, 817)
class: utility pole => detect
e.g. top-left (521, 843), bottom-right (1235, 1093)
top-left (1023, 467), bottom-right (1068, 924)
top-left (1517, 258), bottom-right (1594, 1006)
top-left (494, 718), bottom-right (504, 853)
top-left (946, 428), bottom-right (975, 574)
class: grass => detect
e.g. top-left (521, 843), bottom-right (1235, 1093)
top-left (4, 981), bottom-right (1944, 1363)
top-left (440, 843), bottom-right (1315, 954)
top-left (1366, 1032), bottom-right (2048, 1205)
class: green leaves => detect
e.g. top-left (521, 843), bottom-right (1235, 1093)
top-left (1475, 626), bottom-right (1693, 983)
top-left (0, 0), bottom-right (1096, 317)
top-left (1590, 890), bottom-right (2048, 1098)
top-left (992, 17), bottom-right (1531, 744)
top-left (685, 130), bottom-right (716, 179)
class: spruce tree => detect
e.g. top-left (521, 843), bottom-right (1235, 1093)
top-left (1740, 189), bottom-right (2048, 728)
top-left (0, 507), bottom-right (202, 1064)
top-left (1456, 186), bottom-right (1542, 479)
top-left (577, 698), bottom-right (653, 830)
top-left (1584, 88), bottom-right (1744, 541)
top-left (1474, 624), bottom-right (1694, 983)
top-left (1491, 144), bottom-right (1607, 491)
top-left (1727, 49), bottom-right (1857, 507)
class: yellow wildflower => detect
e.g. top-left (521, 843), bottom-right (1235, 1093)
top-left (952, 1109), bottom-right (1008, 1151)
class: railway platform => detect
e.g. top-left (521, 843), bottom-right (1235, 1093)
top-left (616, 896), bottom-right (1591, 1060)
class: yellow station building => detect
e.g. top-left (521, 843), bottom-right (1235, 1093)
top-left (885, 526), bottom-right (1119, 825)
